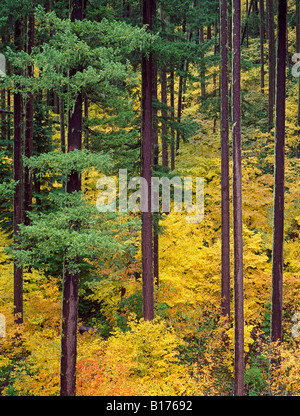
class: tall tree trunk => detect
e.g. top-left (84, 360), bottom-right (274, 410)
top-left (7, 89), bottom-right (11, 150)
top-left (152, 60), bottom-right (158, 166)
top-left (213, 18), bottom-right (219, 133)
top-left (220, 0), bottom-right (230, 319)
top-left (0, 41), bottom-right (5, 142)
top-left (296, 0), bottom-right (300, 158)
top-left (60, 0), bottom-right (83, 397)
top-left (241, 0), bottom-right (254, 45)
top-left (170, 69), bottom-right (175, 170)
top-left (232, 0), bottom-right (244, 396)
top-left (59, 93), bottom-right (66, 153)
top-left (152, 2), bottom-right (159, 287)
top-left (246, 0), bottom-right (249, 47)
top-left (271, 0), bottom-right (287, 345)
top-left (267, 0), bottom-right (275, 131)
top-left (259, 0), bottom-right (265, 93)
top-left (13, 21), bottom-right (23, 325)
top-left (176, 62), bottom-right (184, 154)
top-left (160, 3), bottom-right (168, 168)
top-left (84, 93), bottom-right (89, 150)
top-left (199, 27), bottom-right (206, 99)
top-left (141, 0), bottom-right (154, 321)
top-left (161, 65), bottom-right (168, 168)
top-left (24, 8), bottom-right (34, 226)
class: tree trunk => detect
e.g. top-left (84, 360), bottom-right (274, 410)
top-left (152, 1), bottom-right (159, 287)
top-left (241, 0), bottom-right (254, 46)
top-left (271, 0), bottom-right (287, 346)
top-left (153, 226), bottom-right (159, 286)
top-left (176, 62), bottom-right (184, 154)
top-left (160, 3), bottom-right (168, 168)
top-left (1, 47), bottom-right (5, 142)
top-left (60, 0), bottom-right (83, 397)
top-left (161, 65), bottom-right (168, 168)
top-left (297, 0), bottom-right (300, 158)
top-left (59, 93), bottom-right (66, 153)
top-left (267, 0), bottom-right (275, 131)
top-left (259, 0), bottom-right (265, 93)
top-left (84, 93), bottom-right (89, 150)
top-left (199, 27), bottom-right (206, 99)
top-left (213, 18), bottom-right (219, 133)
top-left (220, 0), bottom-right (230, 319)
top-left (152, 61), bottom-right (158, 166)
top-left (13, 20), bottom-right (23, 326)
top-left (232, 0), bottom-right (244, 397)
top-left (24, 9), bottom-right (34, 226)
top-left (141, 0), bottom-right (154, 321)
top-left (246, 0), bottom-right (249, 47)
top-left (170, 70), bottom-right (175, 170)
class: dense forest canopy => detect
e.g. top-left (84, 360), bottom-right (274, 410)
top-left (0, 0), bottom-right (300, 397)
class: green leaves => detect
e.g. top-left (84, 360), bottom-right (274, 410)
top-left (23, 149), bottom-right (113, 177)
top-left (8, 190), bottom-right (140, 275)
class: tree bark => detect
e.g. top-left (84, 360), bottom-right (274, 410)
top-left (297, 0), bottom-right (300, 158)
top-left (199, 27), bottom-right (206, 99)
top-left (176, 62), bottom-right (184, 154)
top-left (24, 9), bottom-right (34, 226)
top-left (241, 0), bottom-right (254, 46)
top-left (259, 0), bottom-right (265, 93)
top-left (170, 70), bottom-right (175, 170)
top-left (232, 0), bottom-right (244, 397)
top-left (141, 0), bottom-right (154, 321)
top-left (13, 20), bottom-right (23, 325)
top-left (220, 0), bottom-right (230, 319)
top-left (267, 0), bottom-right (275, 131)
top-left (152, 1), bottom-right (159, 287)
top-left (161, 65), bottom-right (168, 168)
top-left (59, 94), bottom-right (66, 153)
top-left (271, 0), bottom-right (287, 345)
top-left (60, 0), bottom-right (83, 397)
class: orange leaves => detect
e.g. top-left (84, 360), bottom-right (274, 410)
top-left (76, 358), bottom-right (146, 396)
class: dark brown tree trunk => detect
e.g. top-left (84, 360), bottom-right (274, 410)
top-left (267, 0), bottom-right (275, 131)
top-left (271, 0), bottom-right (287, 346)
top-left (246, 0), bottom-right (249, 47)
top-left (152, 2), bottom-right (159, 287)
top-left (232, 0), bottom-right (244, 397)
top-left (160, 3), bottom-right (168, 168)
top-left (220, 0), bottom-right (230, 320)
top-left (213, 18), bottom-right (218, 133)
top-left (153, 228), bottom-right (159, 286)
top-left (259, 0), bottom-right (265, 93)
top-left (207, 25), bottom-right (211, 40)
top-left (161, 65), bottom-right (168, 168)
top-left (60, 0), bottom-right (83, 397)
top-left (152, 60), bottom-right (158, 165)
top-left (59, 94), bottom-right (66, 153)
top-left (199, 27), bottom-right (206, 99)
top-left (170, 70), bottom-right (175, 170)
top-left (84, 93), bottom-right (89, 150)
top-left (176, 63), bottom-right (184, 154)
top-left (24, 9), bottom-right (34, 226)
top-left (228, 1), bottom-right (232, 51)
top-left (1, 49), bottom-right (5, 142)
top-left (141, 0), bottom-right (154, 321)
top-left (13, 21), bottom-right (23, 325)
top-left (7, 89), bottom-right (11, 147)
top-left (0, 94), bottom-right (5, 139)
top-left (60, 267), bottom-right (79, 396)
top-left (241, 0), bottom-right (254, 45)
top-left (297, 0), bottom-right (300, 158)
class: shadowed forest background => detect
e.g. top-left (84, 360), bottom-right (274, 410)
top-left (0, 0), bottom-right (300, 396)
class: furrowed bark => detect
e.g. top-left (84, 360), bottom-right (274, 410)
top-left (232, 0), bottom-right (244, 397)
